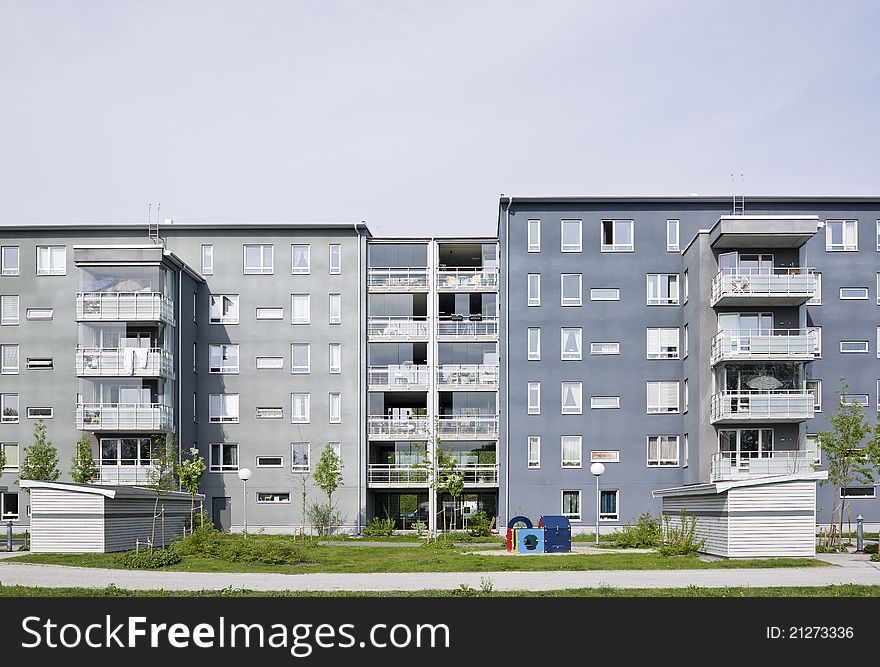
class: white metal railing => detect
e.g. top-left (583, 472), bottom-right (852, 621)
top-left (367, 415), bottom-right (430, 439)
top-left (367, 317), bottom-right (429, 339)
top-left (367, 268), bottom-right (429, 290)
top-left (436, 317), bottom-right (499, 338)
top-left (367, 463), bottom-right (499, 486)
top-left (710, 267), bottom-right (817, 304)
top-left (710, 329), bottom-right (819, 365)
top-left (92, 459), bottom-right (158, 485)
top-left (709, 390), bottom-right (815, 423)
top-left (710, 450), bottom-right (815, 481)
top-left (76, 348), bottom-right (174, 378)
top-left (76, 403), bottom-right (174, 431)
top-left (435, 364), bottom-right (499, 388)
top-left (76, 292), bottom-right (175, 324)
top-left (367, 365), bottom-right (430, 388)
top-left (436, 268), bottom-right (499, 290)
top-left (436, 415), bottom-right (499, 438)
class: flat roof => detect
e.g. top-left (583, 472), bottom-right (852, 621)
top-left (500, 194), bottom-right (880, 205)
top-left (19, 479), bottom-right (203, 500)
top-left (0, 221), bottom-right (373, 233)
top-left (652, 471), bottom-right (828, 498)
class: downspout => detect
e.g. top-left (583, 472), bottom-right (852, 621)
top-left (176, 263), bottom-right (183, 490)
top-left (354, 223), bottom-right (363, 535)
top-left (503, 196), bottom-right (513, 528)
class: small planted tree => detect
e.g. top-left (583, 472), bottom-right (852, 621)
top-left (294, 471), bottom-right (310, 537)
top-left (69, 433), bottom-right (96, 484)
top-left (178, 447), bottom-right (206, 535)
top-left (18, 419), bottom-right (60, 487)
top-left (313, 444), bottom-right (344, 535)
top-left (146, 434), bottom-right (178, 548)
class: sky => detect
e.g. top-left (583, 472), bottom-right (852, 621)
top-left (1, 0), bottom-right (879, 237)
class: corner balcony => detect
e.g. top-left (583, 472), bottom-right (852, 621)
top-left (710, 451), bottom-right (815, 482)
top-left (710, 329), bottom-right (819, 366)
top-left (76, 292), bottom-right (175, 325)
top-left (367, 365), bottom-right (430, 391)
top-left (91, 460), bottom-right (158, 485)
top-left (709, 390), bottom-right (815, 425)
top-left (710, 268), bottom-right (817, 307)
top-left (436, 316), bottom-right (498, 340)
top-left (76, 403), bottom-right (174, 431)
top-left (436, 268), bottom-right (499, 292)
top-left (435, 364), bottom-right (499, 390)
top-left (436, 415), bottom-right (499, 439)
top-left (76, 348), bottom-right (175, 379)
top-left (367, 415), bottom-right (430, 440)
top-left (367, 317), bottom-right (429, 341)
top-left (367, 268), bottom-right (429, 292)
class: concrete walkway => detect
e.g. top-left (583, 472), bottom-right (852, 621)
top-left (1, 554), bottom-right (879, 591)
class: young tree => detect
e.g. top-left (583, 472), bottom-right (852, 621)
top-left (18, 419), bottom-right (60, 487)
top-left (313, 444), bottom-right (344, 534)
top-left (178, 447), bottom-right (206, 534)
top-left (294, 471), bottom-right (310, 536)
top-left (146, 434), bottom-right (178, 548)
top-left (69, 433), bottom-right (96, 484)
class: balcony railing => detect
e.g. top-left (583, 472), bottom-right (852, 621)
top-left (367, 415), bottom-right (430, 439)
top-left (436, 268), bottom-right (499, 291)
top-left (367, 268), bottom-right (429, 290)
top-left (709, 390), bottom-right (815, 424)
top-left (367, 365), bottom-right (430, 390)
top-left (76, 403), bottom-right (174, 431)
top-left (710, 268), bottom-right (817, 306)
top-left (367, 463), bottom-right (499, 487)
top-left (367, 317), bottom-right (429, 339)
top-left (76, 292), bottom-right (175, 324)
top-left (436, 317), bottom-right (498, 339)
top-left (710, 329), bottom-right (819, 365)
top-left (91, 460), bottom-right (158, 485)
top-left (436, 415), bottom-right (499, 439)
top-left (710, 450), bottom-right (815, 481)
top-left (76, 348), bottom-right (175, 378)
top-left (435, 364), bottom-right (499, 389)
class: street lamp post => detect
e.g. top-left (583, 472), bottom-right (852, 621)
top-left (590, 462), bottom-right (605, 546)
top-left (237, 467), bottom-right (252, 534)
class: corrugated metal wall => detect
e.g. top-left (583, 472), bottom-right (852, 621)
top-left (728, 481), bottom-right (816, 558)
top-left (29, 488), bottom-right (105, 553)
top-left (662, 494), bottom-right (729, 557)
top-left (104, 497), bottom-right (193, 552)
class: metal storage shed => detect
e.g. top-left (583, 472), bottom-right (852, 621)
top-left (20, 480), bottom-right (204, 553)
top-left (652, 471), bottom-right (827, 558)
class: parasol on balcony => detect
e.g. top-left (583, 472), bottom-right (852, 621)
top-left (746, 375), bottom-right (783, 390)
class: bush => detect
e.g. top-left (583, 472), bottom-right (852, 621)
top-left (816, 543), bottom-right (849, 553)
top-left (174, 525), bottom-right (314, 565)
top-left (863, 543), bottom-right (878, 554)
top-left (115, 548), bottom-right (181, 569)
top-left (467, 511), bottom-right (491, 538)
top-left (363, 517), bottom-right (395, 537)
top-left (658, 509), bottom-right (705, 556)
top-left (412, 520), bottom-right (427, 536)
top-left (612, 513), bottom-right (661, 549)
top-left (871, 553), bottom-right (879, 562)
top-left (308, 502), bottom-right (339, 537)
top-left (420, 534), bottom-right (456, 550)
top-left (183, 510), bottom-right (214, 533)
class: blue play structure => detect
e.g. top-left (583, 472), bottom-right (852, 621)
top-left (506, 515), bottom-right (572, 554)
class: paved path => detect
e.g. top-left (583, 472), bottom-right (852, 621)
top-left (1, 554), bottom-right (879, 591)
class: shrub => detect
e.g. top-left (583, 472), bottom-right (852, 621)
top-left (816, 543), bottom-right (849, 553)
top-left (173, 526), bottom-right (314, 565)
top-left (871, 553), bottom-right (879, 562)
top-left (420, 534), bottom-right (456, 550)
top-left (863, 543), bottom-right (878, 554)
top-left (467, 511), bottom-right (491, 538)
top-left (308, 502), bottom-right (339, 537)
top-left (363, 517), bottom-right (395, 537)
top-left (612, 513), bottom-right (661, 549)
top-left (183, 510), bottom-right (214, 533)
top-left (115, 548), bottom-right (181, 569)
top-left (412, 520), bottom-right (427, 536)
top-left (658, 509), bottom-right (705, 556)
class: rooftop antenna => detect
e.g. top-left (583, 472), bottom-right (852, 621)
top-left (731, 173), bottom-right (745, 215)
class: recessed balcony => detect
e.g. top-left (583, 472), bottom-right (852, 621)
top-left (76, 292), bottom-right (175, 324)
top-left (709, 391), bottom-right (815, 424)
top-left (76, 348), bottom-right (175, 379)
top-left (710, 268), bottom-right (817, 307)
top-left (710, 330), bottom-right (819, 366)
top-left (436, 415), bottom-right (499, 439)
top-left (435, 364), bottom-right (498, 390)
top-left (436, 268), bottom-right (498, 292)
top-left (436, 316), bottom-right (498, 340)
top-left (367, 365), bottom-right (430, 391)
top-left (76, 403), bottom-right (174, 431)
top-left (367, 415), bottom-right (430, 440)
top-left (367, 268), bottom-right (429, 292)
top-left (367, 317), bottom-right (429, 341)
top-left (710, 451), bottom-right (815, 481)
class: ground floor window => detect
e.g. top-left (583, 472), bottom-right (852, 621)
top-left (438, 491), bottom-right (497, 531)
top-left (210, 442), bottom-right (239, 472)
top-left (840, 487), bottom-right (876, 499)
top-left (256, 492), bottom-right (290, 504)
top-left (0, 492), bottom-right (19, 521)
top-left (561, 490), bottom-right (581, 521)
top-left (372, 491), bottom-right (429, 531)
top-left (600, 489), bottom-right (619, 521)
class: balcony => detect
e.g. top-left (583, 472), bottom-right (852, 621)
top-left (367, 268), bottom-right (429, 291)
top-left (709, 390), bottom-right (815, 424)
top-left (367, 415), bottom-right (430, 440)
top-left (367, 365), bottom-right (430, 391)
top-left (76, 292), bottom-right (175, 325)
top-left (367, 317), bottom-right (429, 341)
top-left (710, 329), bottom-right (819, 366)
top-left (436, 316), bottom-right (498, 340)
top-left (436, 364), bottom-right (499, 390)
top-left (76, 348), bottom-right (175, 379)
top-left (710, 451), bottom-right (816, 481)
top-left (76, 403), bottom-right (174, 431)
top-left (710, 268), bottom-right (817, 307)
top-left (367, 463), bottom-right (499, 488)
top-left (91, 460), bottom-right (158, 485)
top-left (436, 415), bottom-right (499, 439)
top-left (436, 268), bottom-right (498, 292)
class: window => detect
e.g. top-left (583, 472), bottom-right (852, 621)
top-left (561, 274), bottom-right (582, 306)
top-left (561, 328), bottom-right (582, 360)
top-left (683, 270), bottom-right (689, 302)
top-left (329, 294), bottom-right (342, 324)
top-left (329, 392), bottom-right (341, 423)
top-left (1, 295), bottom-right (19, 325)
top-left (256, 307), bottom-right (283, 320)
top-left (590, 342), bottom-right (619, 355)
top-left (600, 490), bottom-right (619, 521)
top-left (646, 274), bottom-right (679, 305)
top-left (840, 287), bottom-right (868, 300)
top-left (562, 490), bottom-right (581, 521)
top-left (1, 345), bottom-right (18, 374)
top-left (591, 396), bottom-right (619, 409)
top-left (1, 394), bottom-right (19, 423)
top-left (291, 343), bottom-right (310, 374)
top-left (193, 292), bottom-right (197, 323)
top-left (36, 245), bottom-right (66, 275)
top-left (209, 294), bottom-right (239, 324)
top-left (26, 308), bottom-right (53, 320)
top-left (291, 294), bottom-right (310, 324)
top-left (26, 357), bottom-right (52, 370)
top-left (201, 244), bottom-right (214, 275)
top-left (811, 327), bottom-right (822, 357)
top-left (826, 219), bottom-right (858, 251)
top-left (647, 381), bottom-right (679, 414)
top-left (877, 379), bottom-right (880, 412)
top-left (684, 379), bottom-right (689, 412)
top-left (683, 324), bottom-right (689, 357)
top-left (329, 343), bottom-right (341, 373)
top-left (878, 327), bottom-right (880, 358)
top-left (255, 407), bottom-right (284, 419)
top-left (561, 381), bottom-right (582, 414)
top-left (2, 443), bottom-right (19, 470)
top-left (209, 443), bottom-right (239, 472)
top-left (527, 274), bottom-right (541, 306)
top-left (877, 220), bottom-right (880, 251)
top-left (209, 394), bottom-right (239, 423)
top-left (209, 344), bottom-right (239, 374)
top-left (257, 492), bottom-right (290, 504)
top-left (646, 328), bottom-right (680, 359)
top-left (841, 394), bottom-right (870, 407)
top-left (878, 274), bottom-right (880, 304)
top-left (1, 246), bottom-right (19, 276)
top-left (527, 382), bottom-right (541, 415)
top-left (329, 441), bottom-right (342, 458)
top-left (527, 328), bottom-right (541, 360)
top-left (666, 219), bottom-right (680, 252)
top-left (256, 356), bottom-right (284, 370)
top-left (193, 342), bottom-right (197, 372)
top-left (561, 219), bottom-right (582, 252)
top-left (193, 393), bottom-right (197, 422)
top-left (647, 435), bottom-right (679, 467)
top-left (291, 441), bottom-right (310, 472)
top-left (590, 288), bottom-right (619, 301)
top-left (561, 436), bottom-right (582, 468)
top-left (840, 341), bottom-right (869, 354)
top-left (601, 219), bottom-right (634, 252)
top-left (26, 407), bottom-right (53, 419)
top-left (1, 492), bottom-right (19, 521)
top-left (329, 244), bottom-right (341, 274)
top-left (808, 273), bottom-right (822, 305)
top-left (291, 393), bottom-right (310, 423)
top-left (243, 244), bottom-right (274, 274)
top-left (683, 434), bottom-right (689, 467)
top-left (292, 244), bottom-right (310, 274)
top-left (527, 436), bottom-right (540, 469)
top-left (841, 487), bottom-right (876, 499)
top-left (527, 219), bottom-right (541, 252)
top-left (591, 451), bottom-right (619, 463)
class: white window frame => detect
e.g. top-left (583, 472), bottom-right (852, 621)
top-left (666, 219), bottom-right (680, 252)
top-left (291, 441), bottom-right (310, 472)
top-left (647, 381), bottom-right (679, 414)
top-left (840, 340), bottom-right (869, 354)
top-left (840, 487), bottom-right (876, 499)
top-left (201, 244), bottom-right (214, 275)
top-left (646, 328), bottom-right (680, 360)
top-left (26, 308), bottom-right (53, 321)
top-left (527, 273), bottom-right (541, 306)
top-left (591, 396), bottom-right (620, 409)
top-left (329, 244), bottom-right (342, 274)
top-left (291, 343), bottom-right (311, 374)
top-left (646, 274), bottom-right (679, 306)
top-left (209, 394), bottom-right (239, 423)
top-left (329, 392), bottom-right (342, 424)
top-left (560, 273), bottom-right (582, 306)
top-left (209, 344), bottom-right (239, 374)
top-left (590, 288), bottom-right (619, 301)
top-left (36, 245), bottom-right (66, 275)
top-left (683, 324), bottom-right (689, 358)
top-left (1, 295), bottom-right (19, 325)
top-left (683, 270), bottom-right (689, 302)
top-left (599, 489), bottom-right (619, 521)
top-left (1, 443), bottom-right (19, 471)
top-left (291, 393), bottom-right (311, 423)
top-left (329, 343), bottom-right (342, 374)
top-left (527, 219), bottom-right (541, 252)
top-left (1, 344), bottom-right (19, 374)
top-left (329, 293), bottom-right (342, 324)
top-left (561, 381), bottom-right (582, 415)
top-left (561, 490), bottom-right (581, 522)
top-left (600, 219), bottom-right (634, 252)
top-left (561, 219), bottom-right (582, 252)
top-left (808, 273), bottom-right (822, 305)
top-left (876, 219), bottom-right (880, 251)
top-left (806, 379), bottom-right (822, 412)
top-left (825, 219), bottom-right (858, 252)
top-left (647, 435), bottom-right (679, 467)
top-left (1, 246), bottom-right (19, 276)
top-left (26, 407), bottom-right (53, 419)
top-left (209, 294), bottom-right (239, 324)
top-left (560, 327), bottom-right (582, 361)
top-left (683, 434), bottom-right (689, 468)
top-left (256, 357), bottom-right (284, 370)
top-left (209, 442), bottom-right (239, 473)
top-left (0, 492), bottom-right (19, 521)
top-left (255, 407), bottom-right (284, 419)
top-left (527, 327), bottom-right (541, 360)
top-left (841, 393), bottom-right (870, 407)
top-left (561, 435), bottom-right (582, 468)
top-left (1, 394), bottom-right (19, 423)
top-left (256, 492), bottom-right (291, 504)
top-left (527, 436), bottom-right (540, 469)
top-left (292, 244), bottom-right (311, 275)
top-left (527, 381), bottom-right (541, 415)
top-left (840, 287), bottom-right (868, 300)
top-left (243, 244), bottom-right (274, 274)
top-left (291, 294), bottom-right (311, 324)
top-left (256, 307), bottom-right (283, 320)
top-left (877, 379), bottom-right (880, 412)
top-left (590, 342), bottom-right (620, 355)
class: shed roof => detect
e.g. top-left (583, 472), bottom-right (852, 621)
top-left (19, 480), bottom-right (203, 501)
top-left (652, 471), bottom-right (828, 498)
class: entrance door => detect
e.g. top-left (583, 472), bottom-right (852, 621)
top-left (212, 497), bottom-right (231, 532)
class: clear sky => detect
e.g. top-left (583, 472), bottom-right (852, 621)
top-left (2, 0), bottom-right (879, 236)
